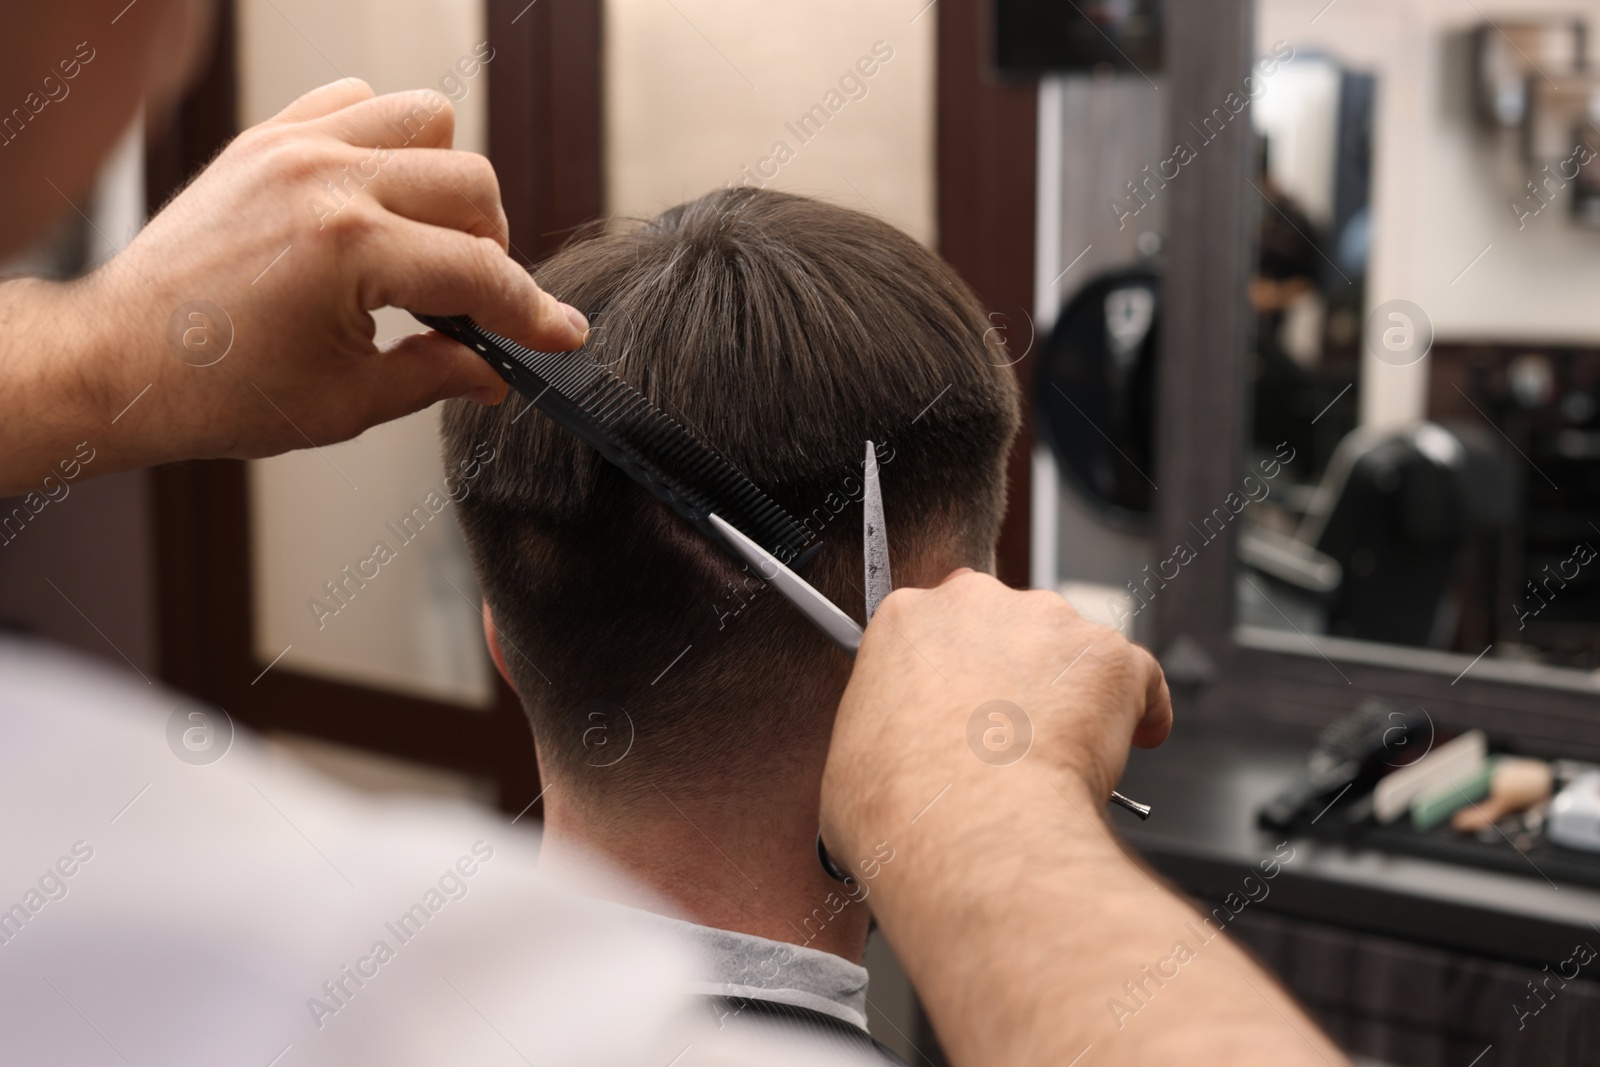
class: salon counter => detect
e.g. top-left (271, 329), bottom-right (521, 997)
top-left (1109, 725), bottom-right (1600, 970)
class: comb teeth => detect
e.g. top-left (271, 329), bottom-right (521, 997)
top-left (416, 314), bottom-right (818, 567)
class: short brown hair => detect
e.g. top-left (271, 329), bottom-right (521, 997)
top-left (443, 187), bottom-right (1019, 799)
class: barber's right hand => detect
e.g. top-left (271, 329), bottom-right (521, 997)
top-left (818, 570), bottom-right (1172, 869)
top-left (6, 78), bottom-right (587, 493)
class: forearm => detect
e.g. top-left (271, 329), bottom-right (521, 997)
top-left (862, 770), bottom-right (1345, 1067)
top-left (0, 274), bottom-right (146, 495)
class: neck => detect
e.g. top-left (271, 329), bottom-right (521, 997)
top-left (538, 772), bottom-right (871, 963)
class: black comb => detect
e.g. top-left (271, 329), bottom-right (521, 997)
top-left (414, 313), bottom-right (819, 567)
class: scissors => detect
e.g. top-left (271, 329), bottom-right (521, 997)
top-left (710, 442), bottom-right (1152, 880)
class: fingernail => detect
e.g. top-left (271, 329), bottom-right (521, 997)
top-left (560, 302), bottom-right (589, 339)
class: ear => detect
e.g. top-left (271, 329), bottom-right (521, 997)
top-left (482, 601), bottom-right (517, 694)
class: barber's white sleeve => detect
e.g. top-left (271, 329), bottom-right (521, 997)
top-left (0, 636), bottom-right (869, 1066)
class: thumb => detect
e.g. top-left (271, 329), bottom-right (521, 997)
top-left (370, 330), bottom-right (510, 421)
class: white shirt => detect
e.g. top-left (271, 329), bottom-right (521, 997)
top-left (614, 906), bottom-right (871, 1030)
top-left (0, 635), bottom-right (880, 1066)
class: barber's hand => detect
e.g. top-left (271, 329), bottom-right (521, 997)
top-left (4, 79), bottom-right (585, 491)
top-left (819, 570), bottom-right (1171, 868)
top-left (820, 579), bottom-right (1342, 1067)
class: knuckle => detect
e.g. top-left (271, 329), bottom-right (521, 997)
top-left (1103, 625), bottom-right (1138, 654)
top-left (323, 200), bottom-right (379, 247)
top-left (408, 90), bottom-right (455, 133)
top-left (462, 151), bottom-right (498, 194)
top-left (875, 586), bottom-right (916, 623)
top-left (1022, 588), bottom-right (1081, 634)
top-left (473, 238), bottom-right (524, 304)
top-left (1135, 644), bottom-right (1164, 682)
top-left (949, 569), bottom-right (994, 600)
top-left (469, 234), bottom-right (504, 273)
top-left (427, 91), bottom-right (456, 123)
top-left (261, 136), bottom-right (337, 186)
top-left (1115, 641), bottom-right (1151, 682)
top-left (1023, 587), bottom-right (1063, 612)
top-left (1098, 623), bottom-right (1133, 650)
top-left (226, 125), bottom-right (269, 159)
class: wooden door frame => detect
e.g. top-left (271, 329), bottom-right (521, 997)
top-left (938, 0), bottom-right (1039, 588)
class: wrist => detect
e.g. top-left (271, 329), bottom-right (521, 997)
top-left (54, 265), bottom-right (192, 474)
top-left (0, 278), bottom-right (109, 491)
top-left (840, 767), bottom-right (1127, 1062)
top-left (822, 759), bottom-right (1107, 884)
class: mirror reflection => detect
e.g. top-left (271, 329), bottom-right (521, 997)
top-left (1236, 3), bottom-right (1600, 679)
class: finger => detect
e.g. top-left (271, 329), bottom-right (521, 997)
top-left (362, 149), bottom-right (509, 248)
top-left (357, 216), bottom-right (588, 351)
top-left (315, 89), bottom-right (456, 151)
top-left (1131, 648), bottom-right (1173, 749)
top-left (269, 79), bottom-right (374, 123)
top-left (357, 331), bottom-right (510, 425)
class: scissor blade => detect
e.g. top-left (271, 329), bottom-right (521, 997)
top-left (863, 441), bottom-right (891, 622)
top-left (708, 513), bottom-right (864, 655)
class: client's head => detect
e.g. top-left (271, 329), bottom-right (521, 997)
top-left (443, 187), bottom-right (1019, 818)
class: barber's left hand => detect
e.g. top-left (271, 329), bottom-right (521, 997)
top-left (1, 78), bottom-right (586, 493)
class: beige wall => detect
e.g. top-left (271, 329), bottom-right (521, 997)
top-left (604, 0), bottom-right (936, 244)
top-left (238, 0), bottom-right (488, 145)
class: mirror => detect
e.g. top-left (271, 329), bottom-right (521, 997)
top-left (1234, 1), bottom-right (1600, 684)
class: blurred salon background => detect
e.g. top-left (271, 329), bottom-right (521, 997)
top-left (4, 1), bottom-right (1600, 1064)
